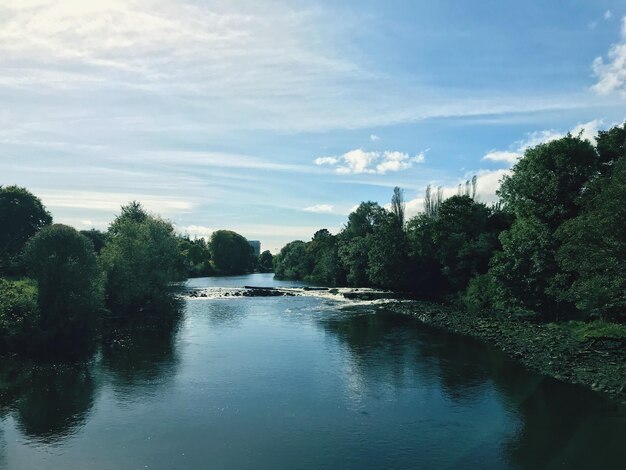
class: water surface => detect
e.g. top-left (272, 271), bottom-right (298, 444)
top-left (1, 273), bottom-right (624, 469)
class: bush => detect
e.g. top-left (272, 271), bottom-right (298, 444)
top-left (0, 278), bottom-right (40, 353)
top-left (464, 274), bottom-right (501, 315)
top-left (101, 203), bottom-right (183, 315)
top-left (23, 224), bottom-right (104, 356)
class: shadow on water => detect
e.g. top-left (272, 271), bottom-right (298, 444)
top-left (0, 360), bottom-right (96, 443)
top-left (100, 299), bottom-right (183, 399)
top-left (0, 298), bottom-right (184, 442)
top-left (320, 307), bottom-right (626, 470)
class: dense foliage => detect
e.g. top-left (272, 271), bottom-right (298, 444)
top-left (101, 202), bottom-right (183, 315)
top-left (275, 124), bottom-right (626, 322)
top-left (258, 250), bottom-right (274, 273)
top-left (209, 230), bottom-right (255, 274)
top-left (23, 224), bottom-right (104, 355)
top-left (0, 186), bottom-right (51, 274)
top-left (178, 236), bottom-right (213, 277)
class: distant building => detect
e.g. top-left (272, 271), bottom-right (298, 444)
top-left (248, 240), bottom-right (261, 257)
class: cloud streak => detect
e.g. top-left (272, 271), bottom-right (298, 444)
top-left (315, 149), bottom-right (426, 175)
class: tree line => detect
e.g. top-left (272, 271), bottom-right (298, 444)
top-left (0, 193), bottom-right (272, 357)
top-left (274, 123), bottom-right (626, 322)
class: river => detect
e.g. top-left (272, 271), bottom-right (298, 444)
top-left (1, 273), bottom-right (624, 469)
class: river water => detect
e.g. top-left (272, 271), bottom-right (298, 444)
top-left (1, 273), bottom-right (624, 469)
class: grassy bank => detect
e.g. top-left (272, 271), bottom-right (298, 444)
top-left (390, 301), bottom-right (626, 403)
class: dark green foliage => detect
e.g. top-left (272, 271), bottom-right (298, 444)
top-left (179, 236), bottom-right (213, 277)
top-left (406, 214), bottom-right (446, 296)
top-left (306, 229), bottom-right (343, 285)
top-left (258, 250), bottom-right (274, 273)
top-left (80, 229), bottom-right (107, 254)
top-left (0, 278), bottom-right (40, 353)
top-left (463, 274), bottom-right (502, 315)
top-left (273, 241), bottom-right (310, 280)
top-left (0, 186), bottom-right (52, 273)
top-left (338, 202), bottom-right (386, 287)
top-left (498, 135), bottom-right (598, 228)
top-left (23, 224), bottom-right (104, 356)
top-left (556, 156), bottom-right (626, 321)
top-left (209, 230), bottom-right (253, 274)
top-left (491, 134), bottom-right (611, 318)
top-left (367, 213), bottom-right (408, 289)
top-left (432, 195), bottom-right (507, 292)
top-left (101, 203), bottom-right (183, 315)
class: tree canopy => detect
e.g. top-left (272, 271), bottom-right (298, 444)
top-left (0, 186), bottom-right (52, 273)
top-left (209, 230), bottom-right (253, 274)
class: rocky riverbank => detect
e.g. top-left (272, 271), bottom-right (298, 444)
top-left (390, 301), bottom-right (626, 404)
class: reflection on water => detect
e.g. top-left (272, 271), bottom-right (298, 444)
top-left (101, 310), bottom-right (183, 399)
top-left (0, 273), bottom-right (624, 469)
top-left (0, 361), bottom-right (95, 443)
top-left (322, 308), bottom-right (626, 468)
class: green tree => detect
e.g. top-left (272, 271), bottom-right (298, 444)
top-left (367, 212), bottom-right (408, 289)
top-left (23, 224), bottom-right (103, 355)
top-left (258, 250), bottom-right (274, 273)
top-left (306, 229), bottom-right (343, 285)
top-left (0, 278), bottom-right (39, 353)
top-left (338, 202), bottom-right (385, 287)
top-left (0, 186), bottom-right (52, 273)
top-left (273, 240), bottom-right (311, 280)
top-left (493, 135), bottom-right (600, 316)
top-left (406, 214), bottom-right (446, 296)
top-left (209, 230), bottom-right (253, 274)
top-left (178, 236), bottom-right (213, 277)
top-left (80, 229), bottom-right (107, 254)
top-left (391, 186), bottom-right (405, 227)
top-left (101, 203), bottom-right (183, 315)
top-left (432, 195), bottom-right (507, 292)
top-left (556, 155), bottom-right (626, 320)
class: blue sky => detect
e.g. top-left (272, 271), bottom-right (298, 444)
top-left (1, 0), bottom-right (625, 252)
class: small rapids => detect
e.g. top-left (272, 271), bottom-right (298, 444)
top-left (182, 285), bottom-right (406, 307)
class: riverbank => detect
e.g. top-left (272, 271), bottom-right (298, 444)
top-left (390, 301), bottom-right (626, 404)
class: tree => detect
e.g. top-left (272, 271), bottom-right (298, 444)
top-left (209, 230), bottom-right (253, 274)
top-left (273, 241), bottom-right (311, 280)
top-left (556, 154), bottom-right (626, 320)
top-left (101, 203), bottom-right (183, 315)
top-left (391, 186), bottom-right (405, 226)
top-left (178, 236), bottom-right (212, 277)
top-left (492, 135), bottom-right (601, 316)
top-left (306, 229), bottom-right (342, 285)
top-left (0, 186), bottom-right (52, 273)
top-left (258, 250), bottom-right (274, 273)
top-left (80, 229), bottom-right (107, 254)
top-left (338, 202), bottom-right (385, 287)
top-left (23, 224), bottom-right (103, 355)
top-left (367, 212), bottom-right (408, 289)
top-left (498, 135), bottom-right (598, 229)
top-left (432, 195), bottom-right (505, 292)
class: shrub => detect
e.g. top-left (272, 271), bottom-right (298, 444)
top-left (0, 278), bottom-right (39, 353)
top-left (23, 224), bottom-right (103, 355)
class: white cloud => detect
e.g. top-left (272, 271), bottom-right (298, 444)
top-left (370, 134), bottom-right (380, 141)
top-left (482, 150), bottom-right (522, 164)
top-left (591, 16), bottom-right (626, 97)
top-left (314, 156), bottom-right (340, 166)
top-left (317, 149), bottom-right (426, 175)
top-left (303, 204), bottom-right (334, 213)
top-left (605, 10), bottom-right (613, 20)
top-left (482, 119), bottom-right (603, 165)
